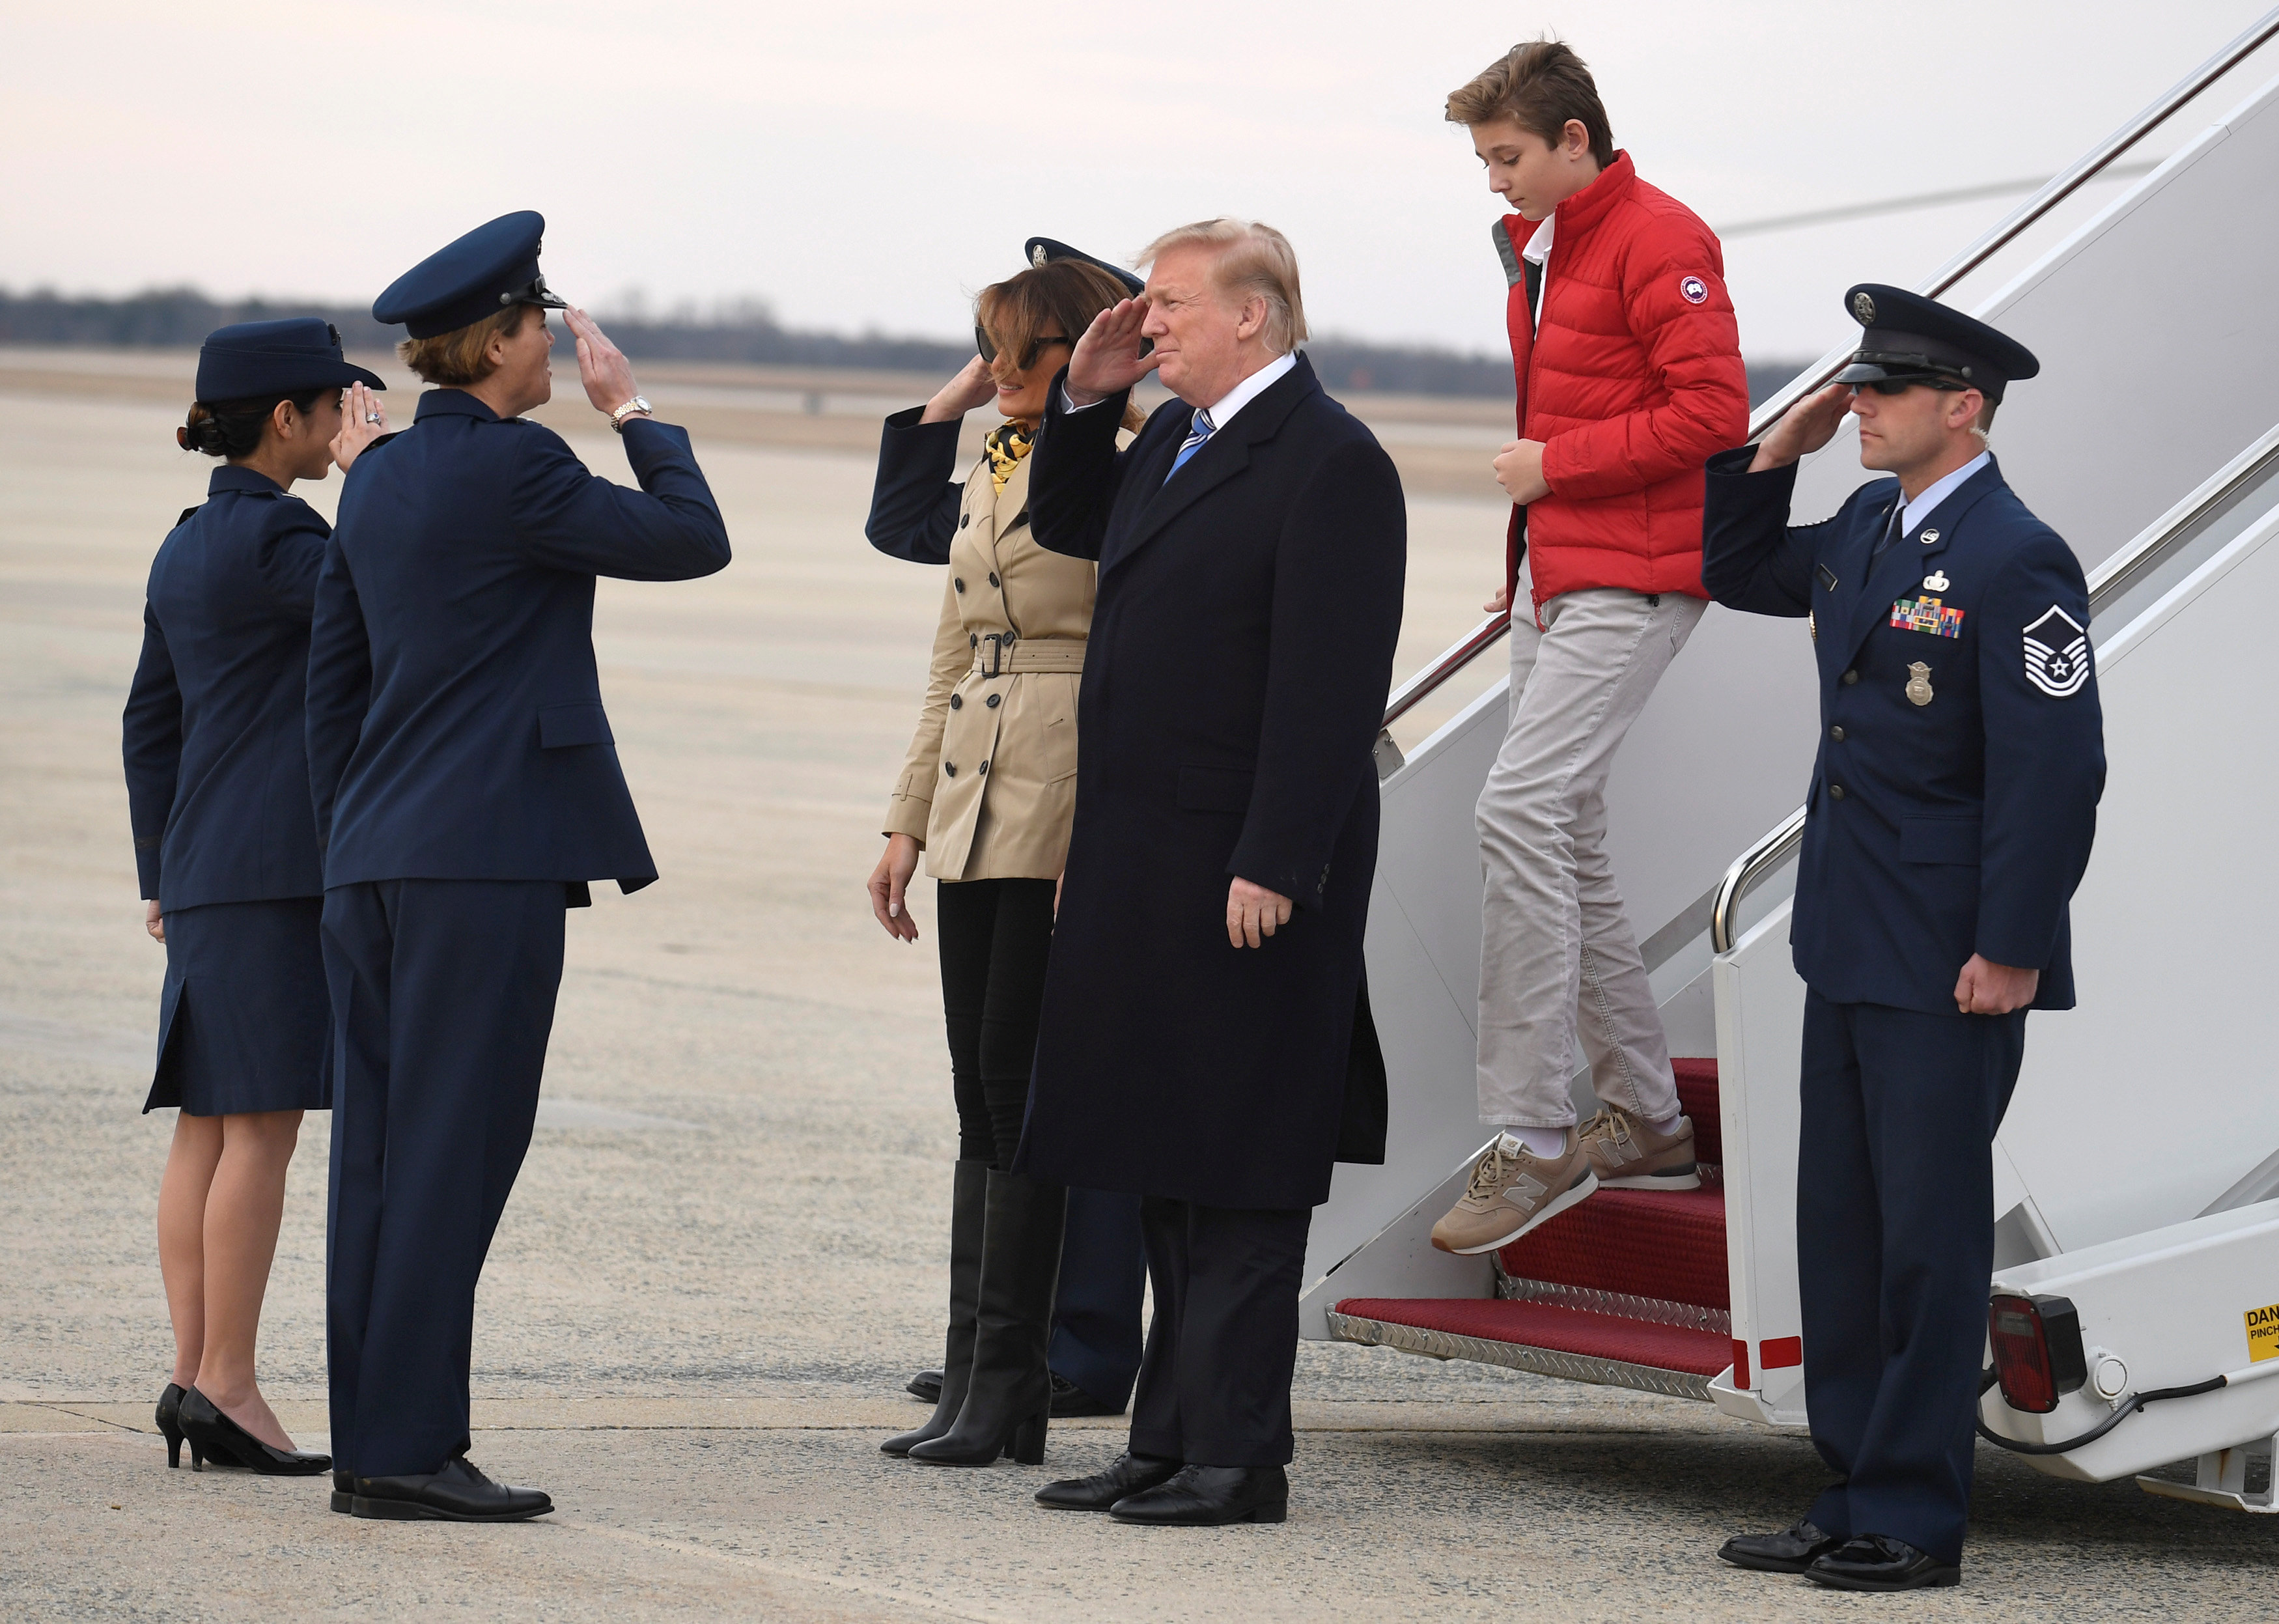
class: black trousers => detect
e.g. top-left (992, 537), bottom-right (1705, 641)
top-left (1129, 1198), bottom-right (1312, 1468)
top-left (1797, 990), bottom-right (2026, 1566)
top-left (322, 879), bottom-right (567, 1479)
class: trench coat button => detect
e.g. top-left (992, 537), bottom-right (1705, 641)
top-left (949, 693), bottom-right (963, 710)
top-left (985, 693), bottom-right (1000, 708)
top-left (1013, 510), bottom-right (1029, 528)
top-left (1841, 669), bottom-right (1859, 685)
top-left (944, 763), bottom-right (957, 777)
top-left (959, 514), bottom-right (970, 529)
top-left (970, 634), bottom-right (979, 647)
top-left (955, 578), bottom-right (966, 593)
top-left (1829, 783), bottom-right (1847, 800)
top-left (978, 760), bottom-right (989, 775)
top-left (988, 572), bottom-right (1000, 587)
top-left (1830, 725), bottom-right (1845, 741)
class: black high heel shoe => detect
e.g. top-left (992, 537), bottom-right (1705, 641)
top-left (156, 1384), bottom-right (188, 1470)
top-left (177, 1387), bottom-right (330, 1476)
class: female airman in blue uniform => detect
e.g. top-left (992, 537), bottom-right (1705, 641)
top-left (124, 318), bottom-right (388, 1478)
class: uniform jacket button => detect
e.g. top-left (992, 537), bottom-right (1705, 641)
top-left (955, 578), bottom-right (966, 593)
top-left (1830, 725), bottom-right (1845, 741)
top-left (1841, 669), bottom-right (1859, 686)
top-left (985, 693), bottom-right (1000, 708)
top-left (988, 572), bottom-right (1000, 587)
top-left (1829, 783), bottom-right (1846, 800)
top-left (949, 693), bottom-right (962, 710)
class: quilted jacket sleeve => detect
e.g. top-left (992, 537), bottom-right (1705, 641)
top-left (1540, 214), bottom-right (1749, 501)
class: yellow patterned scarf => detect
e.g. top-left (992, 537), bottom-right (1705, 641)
top-left (984, 421), bottom-right (1035, 494)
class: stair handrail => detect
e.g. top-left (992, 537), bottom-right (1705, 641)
top-left (1709, 417), bottom-right (2279, 953)
top-left (1380, 8), bottom-right (2278, 738)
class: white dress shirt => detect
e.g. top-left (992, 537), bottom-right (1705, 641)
top-left (1062, 348), bottom-right (1298, 429)
top-left (1522, 213), bottom-right (1554, 328)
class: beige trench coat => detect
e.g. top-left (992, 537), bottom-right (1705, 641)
top-left (884, 446), bottom-right (1098, 880)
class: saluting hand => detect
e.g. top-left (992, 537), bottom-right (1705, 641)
top-left (1065, 298), bottom-right (1160, 408)
top-left (1227, 877), bottom-right (1293, 949)
top-left (567, 307), bottom-right (645, 421)
top-left (922, 355), bottom-right (999, 425)
top-left (329, 381), bottom-right (389, 473)
top-left (1750, 382), bottom-right (1853, 472)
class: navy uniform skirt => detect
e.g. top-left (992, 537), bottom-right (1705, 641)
top-left (146, 897), bottom-right (330, 1116)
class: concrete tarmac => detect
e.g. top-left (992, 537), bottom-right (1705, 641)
top-left (1, 358), bottom-right (2270, 1619)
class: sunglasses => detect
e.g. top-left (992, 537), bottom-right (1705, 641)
top-left (975, 328), bottom-right (1074, 371)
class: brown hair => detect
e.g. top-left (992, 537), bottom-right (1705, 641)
top-left (1135, 219), bottom-right (1307, 355)
top-left (1446, 39), bottom-right (1615, 167)
top-left (977, 259), bottom-right (1145, 428)
top-left (396, 303), bottom-right (531, 387)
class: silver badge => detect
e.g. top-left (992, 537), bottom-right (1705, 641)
top-left (1919, 528), bottom-right (1939, 545)
top-left (1924, 570), bottom-right (1950, 591)
top-left (1852, 290), bottom-right (1877, 325)
top-left (1031, 244), bottom-right (1050, 268)
top-left (1906, 662), bottom-right (1934, 706)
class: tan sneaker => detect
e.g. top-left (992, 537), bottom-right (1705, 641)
top-left (1429, 1132), bottom-right (1599, 1255)
top-left (1578, 1106), bottom-right (1701, 1190)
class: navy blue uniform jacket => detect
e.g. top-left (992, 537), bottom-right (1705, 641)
top-left (307, 393), bottom-right (730, 892)
top-left (1013, 356), bottom-right (1405, 1211)
top-left (1700, 450), bottom-right (2104, 1013)
top-left (124, 466), bottom-right (328, 910)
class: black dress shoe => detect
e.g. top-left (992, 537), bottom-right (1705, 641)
top-left (351, 1456), bottom-right (553, 1522)
top-left (331, 1469), bottom-right (354, 1514)
top-left (1049, 1373), bottom-right (1123, 1419)
top-left (1035, 1453), bottom-right (1184, 1511)
top-left (1805, 1534), bottom-right (1961, 1591)
top-left (177, 1388), bottom-right (329, 1476)
top-left (906, 1369), bottom-right (944, 1403)
top-left (1717, 1518), bottom-right (1841, 1573)
top-left (1110, 1464), bottom-right (1288, 1526)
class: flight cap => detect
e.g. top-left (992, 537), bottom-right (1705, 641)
top-left (373, 210), bottom-right (570, 339)
top-left (1836, 283), bottom-right (2039, 402)
top-left (195, 318), bottom-right (384, 401)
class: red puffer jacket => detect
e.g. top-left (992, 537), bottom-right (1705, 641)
top-left (1500, 152), bottom-right (1749, 611)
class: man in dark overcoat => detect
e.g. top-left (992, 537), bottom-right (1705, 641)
top-left (1014, 219), bottom-right (1405, 1527)
top-left (1701, 286), bottom-right (2103, 1591)
top-left (308, 213), bottom-right (731, 1522)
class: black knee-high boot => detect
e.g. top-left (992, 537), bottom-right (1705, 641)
top-left (884, 1159), bottom-right (989, 1456)
top-left (908, 1169), bottom-right (1067, 1466)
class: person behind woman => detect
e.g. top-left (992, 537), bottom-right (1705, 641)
top-left (124, 318), bottom-right (389, 1477)
top-left (865, 242), bottom-right (1146, 1466)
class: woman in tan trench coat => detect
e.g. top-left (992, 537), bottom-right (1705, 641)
top-left (864, 245), bottom-right (1145, 1467)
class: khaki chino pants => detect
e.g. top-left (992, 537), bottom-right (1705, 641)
top-left (1474, 580), bottom-right (1705, 1128)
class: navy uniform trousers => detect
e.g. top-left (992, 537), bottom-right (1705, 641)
top-left (1798, 990), bottom-right (2026, 1566)
top-left (322, 878), bottom-right (569, 1478)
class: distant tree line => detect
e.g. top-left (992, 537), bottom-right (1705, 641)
top-left (0, 287), bottom-right (1806, 406)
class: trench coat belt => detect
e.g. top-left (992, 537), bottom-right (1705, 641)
top-left (968, 635), bottom-right (1087, 678)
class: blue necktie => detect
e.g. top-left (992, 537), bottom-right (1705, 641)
top-left (1871, 501), bottom-right (1904, 559)
top-left (1165, 407), bottom-right (1216, 483)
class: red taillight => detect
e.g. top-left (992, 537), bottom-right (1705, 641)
top-left (1989, 1293), bottom-right (2087, 1414)
top-left (1990, 1295), bottom-right (2058, 1412)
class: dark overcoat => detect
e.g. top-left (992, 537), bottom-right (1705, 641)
top-left (307, 392), bottom-right (730, 890)
top-left (1012, 355), bottom-right (1405, 1211)
top-left (1700, 451), bottom-right (2104, 1012)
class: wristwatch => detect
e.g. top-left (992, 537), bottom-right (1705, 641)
top-left (609, 397), bottom-right (652, 433)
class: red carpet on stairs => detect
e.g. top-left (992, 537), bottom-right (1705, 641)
top-left (1333, 1057), bottom-right (1732, 1386)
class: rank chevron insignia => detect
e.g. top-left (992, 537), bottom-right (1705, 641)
top-left (2023, 605), bottom-right (2090, 697)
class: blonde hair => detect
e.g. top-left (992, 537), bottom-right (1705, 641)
top-left (397, 303), bottom-right (531, 387)
top-left (1136, 219), bottom-right (1307, 355)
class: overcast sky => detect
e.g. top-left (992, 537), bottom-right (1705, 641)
top-left (4, 1), bottom-right (2272, 360)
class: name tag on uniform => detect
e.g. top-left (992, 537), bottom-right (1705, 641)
top-left (1891, 595), bottom-right (1964, 637)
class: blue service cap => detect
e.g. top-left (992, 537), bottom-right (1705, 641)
top-left (372, 210), bottom-right (570, 339)
top-left (1836, 283), bottom-right (2039, 403)
top-left (1024, 237), bottom-right (1145, 298)
top-left (195, 318), bottom-right (385, 402)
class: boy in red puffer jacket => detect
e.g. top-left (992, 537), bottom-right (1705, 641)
top-left (1431, 40), bottom-right (1751, 1259)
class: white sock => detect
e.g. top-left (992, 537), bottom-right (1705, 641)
top-left (1498, 1127), bottom-right (1569, 1160)
top-left (1647, 1112), bottom-right (1686, 1139)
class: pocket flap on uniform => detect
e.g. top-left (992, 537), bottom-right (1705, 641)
top-left (538, 701), bottom-right (615, 749)
top-left (1177, 764), bottom-right (1255, 814)
top-left (1899, 815), bottom-right (1981, 865)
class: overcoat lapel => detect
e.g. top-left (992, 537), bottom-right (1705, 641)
top-left (1838, 459), bottom-right (2005, 662)
top-left (1102, 357), bottom-right (1324, 578)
